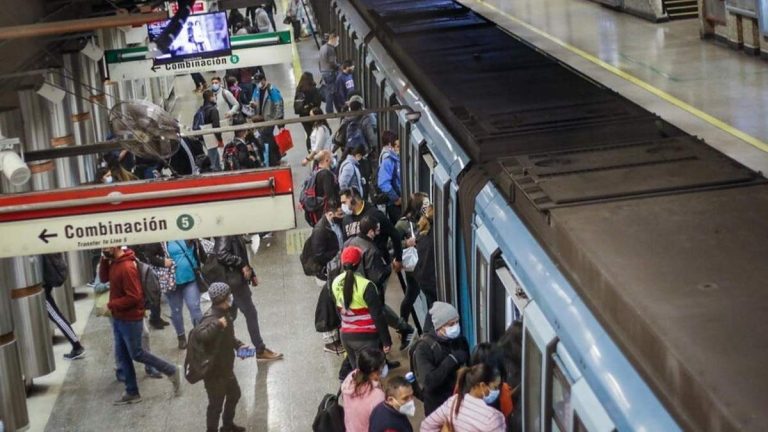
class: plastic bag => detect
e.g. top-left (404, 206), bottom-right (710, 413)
top-left (403, 247), bottom-right (418, 272)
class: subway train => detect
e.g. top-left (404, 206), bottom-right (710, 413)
top-left (324, 0), bottom-right (768, 431)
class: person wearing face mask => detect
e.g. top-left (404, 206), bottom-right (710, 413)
top-left (210, 76), bottom-right (241, 121)
top-left (421, 363), bottom-right (505, 432)
top-left (318, 32), bottom-right (340, 114)
top-left (369, 376), bottom-right (415, 432)
top-left (339, 146), bottom-right (366, 200)
top-left (249, 73), bottom-right (285, 166)
top-left (334, 60), bottom-right (356, 113)
top-left (194, 89), bottom-right (224, 171)
top-left (412, 301), bottom-right (470, 415)
top-left (395, 193), bottom-right (430, 333)
top-left (303, 150), bottom-right (339, 226)
top-left (377, 131), bottom-right (402, 224)
top-left (341, 347), bottom-right (387, 432)
top-left (413, 205), bottom-right (437, 310)
top-left (193, 282), bottom-right (251, 432)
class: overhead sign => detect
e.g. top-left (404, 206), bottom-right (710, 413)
top-left (105, 31), bottom-right (293, 81)
top-left (0, 169), bottom-right (296, 258)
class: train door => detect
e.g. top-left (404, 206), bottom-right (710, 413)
top-left (433, 165), bottom-right (457, 306)
top-left (523, 301), bottom-right (557, 432)
top-left (492, 262), bottom-right (527, 339)
top-left (549, 345), bottom-right (616, 432)
top-left (472, 222), bottom-right (500, 344)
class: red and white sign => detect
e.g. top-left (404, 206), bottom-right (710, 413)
top-left (168, 1), bottom-right (208, 16)
top-left (0, 168), bottom-right (295, 258)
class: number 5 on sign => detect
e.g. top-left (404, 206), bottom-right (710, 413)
top-left (177, 214), bottom-right (195, 231)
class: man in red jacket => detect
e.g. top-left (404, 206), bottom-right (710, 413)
top-left (100, 246), bottom-right (181, 405)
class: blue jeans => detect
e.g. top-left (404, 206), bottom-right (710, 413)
top-left (112, 318), bottom-right (177, 396)
top-left (207, 147), bottom-right (221, 171)
top-left (166, 281), bottom-right (203, 337)
top-left (321, 71), bottom-right (336, 114)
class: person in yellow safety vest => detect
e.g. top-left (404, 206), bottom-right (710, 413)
top-left (332, 246), bottom-right (392, 369)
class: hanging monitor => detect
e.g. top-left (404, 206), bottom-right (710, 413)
top-left (147, 11), bottom-right (231, 65)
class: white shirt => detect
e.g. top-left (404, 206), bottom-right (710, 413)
top-left (310, 124), bottom-right (333, 154)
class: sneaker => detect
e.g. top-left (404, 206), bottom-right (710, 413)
top-left (149, 319), bottom-right (168, 330)
top-left (323, 342), bottom-right (344, 354)
top-left (399, 326), bottom-right (415, 351)
top-left (177, 335), bottom-right (187, 350)
top-left (256, 348), bottom-right (283, 361)
top-left (220, 424), bottom-right (246, 432)
top-left (146, 368), bottom-right (163, 379)
top-left (168, 365), bottom-right (182, 396)
top-left (63, 346), bottom-right (85, 360)
top-left (113, 393), bottom-right (142, 405)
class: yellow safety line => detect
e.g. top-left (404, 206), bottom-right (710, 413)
top-left (282, 0), bottom-right (304, 82)
top-left (473, 0), bottom-right (768, 153)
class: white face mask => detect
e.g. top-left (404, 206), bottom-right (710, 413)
top-left (397, 399), bottom-right (416, 417)
top-left (104, 175), bottom-right (114, 184)
top-left (227, 294), bottom-right (234, 306)
top-left (443, 323), bottom-right (461, 339)
top-left (341, 203), bottom-right (353, 215)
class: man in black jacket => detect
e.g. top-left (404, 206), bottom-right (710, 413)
top-left (198, 90), bottom-right (223, 171)
top-left (412, 301), bottom-right (469, 415)
top-left (309, 197), bottom-right (344, 281)
top-left (339, 188), bottom-right (403, 272)
top-left (214, 235), bottom-right (282, 361)
top-left (195, 282), bottom-right (248, 432)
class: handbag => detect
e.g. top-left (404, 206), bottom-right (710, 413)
top-left (275, 127), bottom-right (294, 156)
top-left (177, 240), bottom-right (210, 293)
top-left (151, 243), bottom-right (176, 293)
top-left (402, 222), bottom-right (419, 272)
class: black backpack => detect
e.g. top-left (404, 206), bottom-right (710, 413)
top-left (314, 283), bottom-right (340, 333)
top-left (312, 392), bottom-right (345, 432)
top-left (135, 259), bottom-right (161, 309)
top-left (42, 253), bottom-right (68, 287)
top-left (300, 231), bottom-right (324, 276)
top-left (408, 333), bottom-right (441, 401)
top-left (293, 90), bottom-right (307, 115)
top-left (184, 317), bottom-right (223, 384)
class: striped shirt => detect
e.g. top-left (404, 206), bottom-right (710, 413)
top-left (420, 394), bottom-right (506, 432)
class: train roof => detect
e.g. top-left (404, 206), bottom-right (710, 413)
top-left (349, 0), bottom-right (768, 430)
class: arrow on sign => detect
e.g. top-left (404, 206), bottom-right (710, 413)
top-left (151, 64), bottom-right (160, 73)
top-left (38, 229), bottom-right (58, 244)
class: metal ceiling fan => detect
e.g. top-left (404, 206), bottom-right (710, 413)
top-left (108, 99), bottom-right (181, 160)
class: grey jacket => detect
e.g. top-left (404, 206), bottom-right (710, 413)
top-left (343, 234), bottom-right (389, 289)
top-left (318, 43), bottom-right (338, 72)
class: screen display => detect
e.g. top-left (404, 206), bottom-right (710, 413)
top-left (148, 11), bottom-right (231, 64)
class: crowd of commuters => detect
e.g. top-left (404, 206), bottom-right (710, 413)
top-left (40, 6), bottom-right (526, 431)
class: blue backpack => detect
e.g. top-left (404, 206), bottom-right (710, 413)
top-left (192, 105), bottom-right (215, 131)
top-left (344, 117), bottom-right (366, 151)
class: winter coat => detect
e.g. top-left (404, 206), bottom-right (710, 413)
top-left (194, 306), bottom-right (244, 379)
top-left (339, 155), bottom-right (364, 197)
top-left (420, 394), bottom-right (505, 432)
top-left (412, 331), bottom-right (470, 415)
top-left (341, 201), bottom-right (403, 262)
top-left (213, 235), bottom-right (251, 292)
top-left (377, 147), bottom-right (401, 203)
top-left (310, 215), bottom-right (343, 271)
top-left (341, 370), bottom-right (385, 432)
top-left (101, 249), bottom-right (144, 321)
top-left (344, 234), bottom-right (390, 290)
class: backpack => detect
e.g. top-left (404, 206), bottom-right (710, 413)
top-left (314, 283), bottom-right (340, 333)
top-left (293, 90), bottom-right (307, 115)
top-left (184, 317), bottom-right (223, 384)
top-left (332, 122), bottom-right (346, 149)
top-left (312, 392), bottom-right (345, 432)
top-left (222, 141), bottom-right (241, 171)
top-left (300, 232), bottom-right (324, 276)
top-left (136, 259), bottom-right (161, 309)
top-left (192, 104), bottom-right (216, 131)
top-left (42, 253), bottom-right (68, 287)
top-left (408, 333), bottom-right (441, 401)
top-left (299, 169), bottom-right (326, 214)
top-left (345, 116), bottom-right (366, 151)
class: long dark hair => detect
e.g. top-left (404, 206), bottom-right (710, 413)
top-left (454, 363), bottom-right (501, 416)
top-left (342, 264), bottom-right (357, 309)
top-left (353, 347), bottom-right (385, 396)
top-left (298, 71), bottom-right (316, 93)
top-left (310, 107), bottom-right (330, 131)
top-left (404, 192), bottom-right (429, 221)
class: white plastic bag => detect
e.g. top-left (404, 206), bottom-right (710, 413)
top-left (402, 247), bottom-right (418, 272)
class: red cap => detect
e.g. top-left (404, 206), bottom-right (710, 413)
top-left (341, 246), bottom-right (363, 266)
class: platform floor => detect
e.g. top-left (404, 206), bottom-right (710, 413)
top-left (461, 0), bottom-right (768, 173)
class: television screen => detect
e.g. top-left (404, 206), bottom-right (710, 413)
top-left (148, 11), bottom-right (231, 64)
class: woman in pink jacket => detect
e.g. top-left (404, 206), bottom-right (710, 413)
top-left (341, 347), bottom-right (387, 431)
top-left (420, 363), bottom-right (506, 432)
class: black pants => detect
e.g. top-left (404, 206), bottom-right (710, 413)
top-left (191, 73), bottom-right (206, 87)
top-left (400, 272), bottom-right (421, 323)
top-left (301, 116), bottom-right (313, 152)
top-left (385, 203), bottom-right (401, 225)
top-left (204, 374), bottom-right (241, 432)
top-left (44, 285), bottom-right (80, 349)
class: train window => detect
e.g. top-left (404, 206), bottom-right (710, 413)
top-left (524, 330), bottom-right (543, 432)
top-left (551, 361), bottom-right (572, 432)
top-left (418, 149), bottom-right (434, 195)
top-left (574, 414), bottom-right (590, 432)
top-left (489, 259), bottom-right (510, 341)
top-left (571, 379), bottom-right (616, 432)
top-left (388, 93), bottom-right (399, 133)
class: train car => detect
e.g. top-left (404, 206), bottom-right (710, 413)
top-left (327, 0), bottom-right (768, 431)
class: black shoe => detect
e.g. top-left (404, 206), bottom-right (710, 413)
top-left (386, 359), bottom-right (401, 370)
top-left (63, 346), bottom-right (86, 360)
top-left (146, 369), bottom-right (164, 379)
top-left (114, 393), bottom-right (142, 405)
top-left (398, 326), bottom-right (415, 351)
top-left (149, 319), bottom-right (168, 330)
top-left (220, 424), bottom-right (246, 432)
top-left (177, 335), bottom-right (187, 350)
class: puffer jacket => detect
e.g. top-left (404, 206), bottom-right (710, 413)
top-left (251, 84), bottom-right (285, 121)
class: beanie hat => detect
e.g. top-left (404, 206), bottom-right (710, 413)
top-left (429, 301), bottom-right (459, 330)
top-left (208, 282), bottom-right (231, 304)
top-left (341, 246), bottom-right (363, 267)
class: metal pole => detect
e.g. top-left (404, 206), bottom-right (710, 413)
top-left (0, 12), bottom-right (168, 40)
top-left (62, 52), bottom-right (97, 185)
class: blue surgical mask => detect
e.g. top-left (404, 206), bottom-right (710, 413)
top-left (444, 323), bottom-right (461, 339)
top-left (484, 388), bottom-right (500, 405)
top-left (211, 83), bottom-right (220, 92)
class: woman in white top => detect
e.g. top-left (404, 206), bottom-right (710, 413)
top-left (420, 363), bottom-right (506, 432)
top-left (302, 107), bottom-right (334, 168)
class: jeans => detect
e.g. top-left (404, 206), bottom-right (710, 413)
top-left (207, 147), bottom-right (221, 171)
top-left (114, 318), bottom-right (157, 379)
top-left (231, 284), bottom-right (265, 352)
top-left (266, 9), bottom-right (277, 33)
top-left (204, 375), bottom-right (241, 432)
top-left (166, 281), bottom-right (203, 337)
top-left (112, 318), bottom-right (177, 396)
top-left (321, 72), bottom-right (336, 114)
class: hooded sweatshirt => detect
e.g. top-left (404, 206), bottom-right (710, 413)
top-left (101, 249), bottom-right (144, 321)
top-left (341, 370), bottom-right (385, 432)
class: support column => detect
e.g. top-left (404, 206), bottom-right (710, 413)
top-left (0, 108), bottom-right (31, 431)
top-left (742, 17), bottom-right (761, 55)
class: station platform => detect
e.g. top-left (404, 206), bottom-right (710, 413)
top-left (461, 0), bottom-right (768, 173)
